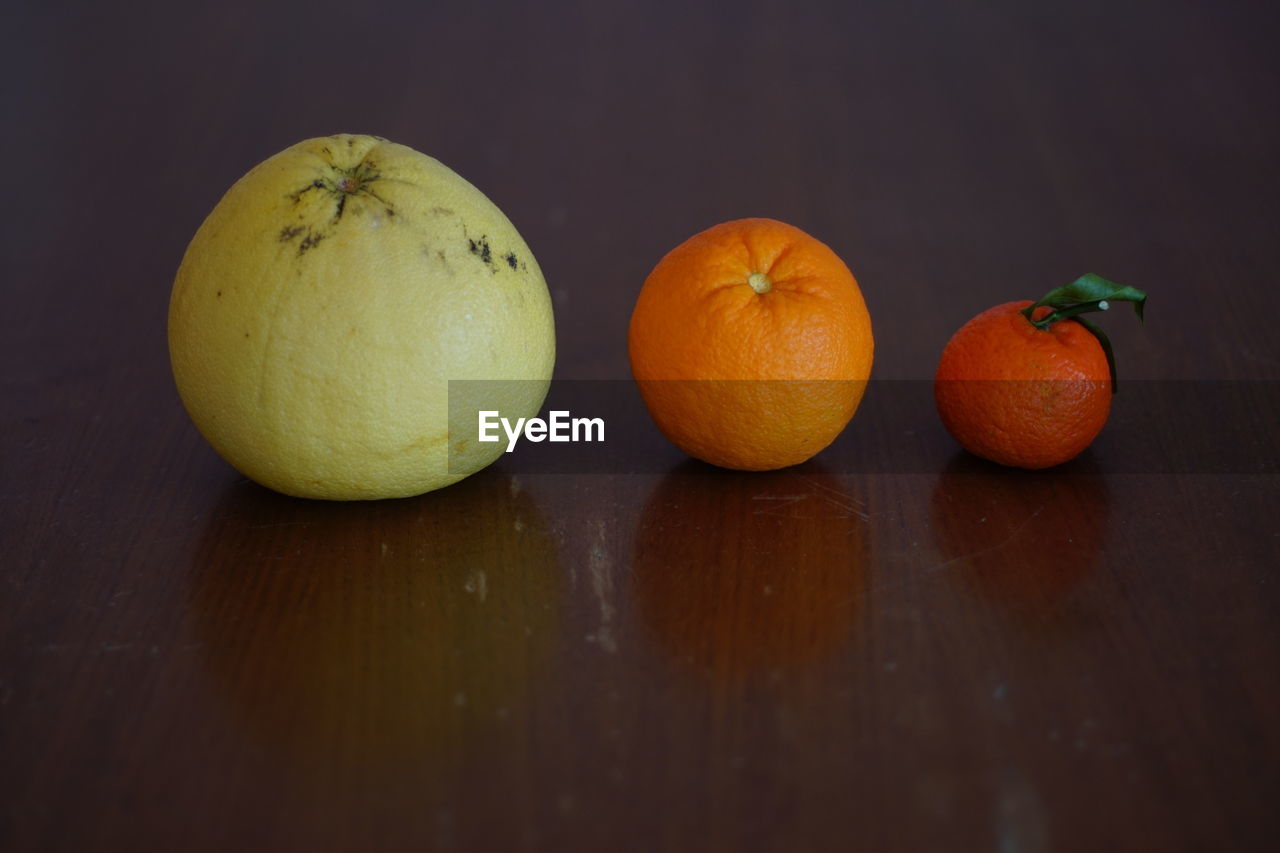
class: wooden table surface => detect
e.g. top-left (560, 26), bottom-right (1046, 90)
top-left (3, 0), bottom-right (1278, 850)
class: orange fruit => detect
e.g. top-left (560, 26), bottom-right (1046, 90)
top-left (934, 275), bottom-right (1146, 469)
top-left (935, 301), bottom-right (1110, 468)
top-left (628, 218), bottom-right (874, 470)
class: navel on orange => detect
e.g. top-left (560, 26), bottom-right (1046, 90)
top-left (628, 218), bottom-right (874, 471)
top-left (934, 274), bottom-right (1146, 469)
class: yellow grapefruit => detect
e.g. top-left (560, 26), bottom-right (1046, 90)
top-left (169, 134), bottom-right (555, 499)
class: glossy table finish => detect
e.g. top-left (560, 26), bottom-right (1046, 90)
top-left (3, 1), bottom-right (1278, 850)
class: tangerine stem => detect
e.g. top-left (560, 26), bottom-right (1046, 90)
top-left (1027, 299), bottom-right (1110, 329)
top-left (748, 272), bottom-right (772, 294)
top-left (1020, 274), bottom-right (1147, 394)
top-left (1020, 274), bottom-right (1145, 328)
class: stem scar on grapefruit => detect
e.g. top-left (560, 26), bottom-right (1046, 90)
top-left (628, 218), bottom-right (874, 471)
top-left (168, 134), bottom-right (555, 500)
top-left (934, 274), bottom-right (1146, 469)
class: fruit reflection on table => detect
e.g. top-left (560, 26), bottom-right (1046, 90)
top-left (631, 462), bottom-right (869, 683)
top-left (187, 469), bottom-right (560, 775)
top-left (929, 453), bottom-right (1111, 605)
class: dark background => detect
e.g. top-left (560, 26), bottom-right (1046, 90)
top-left (2, 0), bottom-right (1278, 850)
